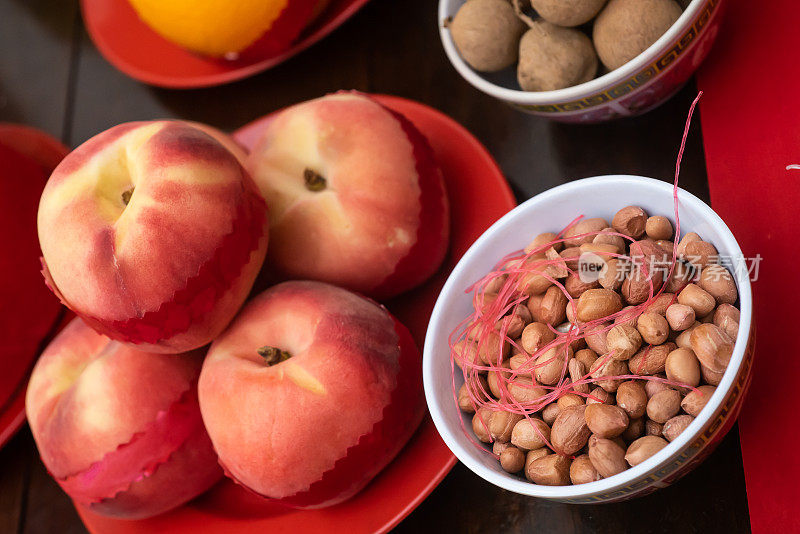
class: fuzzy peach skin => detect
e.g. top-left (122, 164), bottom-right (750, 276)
top-left (38, 121), bottom-right (268, 353)
top-left (246, 92), bottom-right (449, 299)
top-left (199, 281), bottom-right (425, 508)
top-left (26, 318), bottom-right (222, 519)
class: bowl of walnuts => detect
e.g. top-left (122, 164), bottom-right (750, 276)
top-left (439, 0), bottom-right (726, 122)
top-left (423, 175), bottom-right (754, 502)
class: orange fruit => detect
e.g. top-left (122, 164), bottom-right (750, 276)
top-left (127, 0), bottom-right (322, 57)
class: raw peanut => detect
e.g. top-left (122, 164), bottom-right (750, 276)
top-left (681, 385), bottom-right (716, 416)
top-left (616, 380), bottom-right (647, 418)
top-left (523, 448), bottom-right (550, 480)
top-left (577, 289), bottom-right (623, 322)
top-left (625, 436), bottom-right (668, 466)
top-left (699, 264), bottom-right (738, 305)
top-left (656, 239), bottom-right (674, 252)
top-left (495, 304), bottom-right (532, 338)
top-left (683, 240), bottom-right (719, 268)
top-left (663, 260), bottom-right (695, 293)
top-left (525, 232), bottom-right (562, 255)
top-left (714, 303), bottom-right (740, 325)
top-left (508, 378), bottom-right (548, 406)
top-left (557, 393), bottom-right (584, 410)
top-left (678, 283), bottom-right (716, 317)
top-left (613, 306), bottom-right (639, 326)
top-left (622, 267), bottom-right (664, 305)
top-left (581, 242), bottom-right (622, 259)
top-left (637, 312), bottom-right (669, 345)
top-left (698, 311), bottom-right (715, 324)
top-left (630, 239), bottom-right (673, 270)
top-left (493, 441), bottom-right (513, 455)
top-left (542, 402), bottom-right (560, 425)
top-left (648, 293), bottom-right (676, 316)
top-left (570, 454), bottom-right (601, 484)
top-left (606, 324), bottom-right (642, 360)
top-left (487, 363), bottom-right (511, 398)
top-left (690, 323), bottom-right (733, 373)
top-left (586, 386), bottom-right (614, 405)
top-left (472, 408), bottom-right (493, 442)
top-left (665, 347), bottom-right (701, 388)
top-left (713, 303), bottom-right (740, 339)
top-left (475, 291), bottom-right (499, 311)
top-left (484, 274), bottom-right (508, 294)
top-left (519, 269), bottom-right (553, 296)
top-left (500, 446), bottom-right (526, 473)
top-left (644, 376), bottom-right (671, 398)
top-left (646, 389), bottom-right (681, 423)
top-left (599, 258), bottom-right (624, 291)
top-left (594, 227), bottom-right (626, 251)
top-left (675, 321), bottom-right (701, 349)
top-left (565, 271), bottom-right (600, 298)
top-left (645, 420), bottom-right (664, 436)
top-left (512, 418), bottom-right (551, 450)
top-left (612, 206), bottom-right (647, 238)
top-left (676, 232), bottom-right (701, 256)
top-left (551, 405), bottom-right (591, 455)
top-left (569, 358), bottom-right (589, 394)
top-left (628, 343), bottom-right (676, 375)
top-left (701, 363), bottom-right (724, 386)
top-left (566, 301), bottom-right (578, 324)
top-left (509, 352), bottom-right (532, 375)
top-left (544, 247), bottom-right (569, 279)
top-left (621, 417), bottom-right (644, 441)
top-left (567, 335), bottom-right (587, 353)
top-left (521, 322), bottom-right (557, 354)
top-left (588, 436), bottom-right (627, 478)
top-left (585, 403), bottom-right (629, 438)
top-left (575, 348), bottom-right (599, 371)
top-left (534, 345), bottom-right (572, 385)
top-left (589, 355), bottom-right (628, 392)
top-left (458, 379), bottom-right (488, 413)
top-left (666, 303), bottom-right (695, 331)
top-left (585, 323), bottom-right (610, 354)
top-left (646, 215), bottom-right (673, 241)
top-left (564, 217), bottom-right (609, 247)
top-left (560, 246), bottom-right (582, 270)
top-left (526, 453), bottom-right (572, 485)
top-left (527, 293), bottom-right (545, 321)
top-left (539, 285), bottom-right (568, 325)
top-left (662, 414), bottom-right (694, 442)
top-left (478, 331), bottom-right (510, 365)
top-left (453, 339), bottom-right (480, 369)
top-left (489, 411), bottom-right (524, 442)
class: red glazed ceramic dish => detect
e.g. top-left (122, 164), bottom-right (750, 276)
top-left (75, 95), bottom-right (516, 533)
top-left (81, 0), bottom-right (373, 88)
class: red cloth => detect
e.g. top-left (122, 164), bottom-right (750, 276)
top-left (697, 0), bottom-right (800, 531)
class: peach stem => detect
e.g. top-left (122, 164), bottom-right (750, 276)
top-left (303, 169), bottom-right (326, 191)
top-left (121, 187), bottom-right (134, 205)
top-left (257, 346), bottom-right (291, 366)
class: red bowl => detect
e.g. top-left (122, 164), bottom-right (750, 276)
top-left (75, 95), bottom-right (516, 533)
top-left (81, 0), bottom-right (372, 88)
top-left (0, 125), bottom-right (69, 450)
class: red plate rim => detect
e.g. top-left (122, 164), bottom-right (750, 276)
top-left (0, 124), bottom-right (69, 451)
top-left (74, 94), bottom-right (516, 533)
top-left (80, 0), bottom-right (373, 89)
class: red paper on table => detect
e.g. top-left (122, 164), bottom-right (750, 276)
top-left (697, 0), bottom-right (800, 531)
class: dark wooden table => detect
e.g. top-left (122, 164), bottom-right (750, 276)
top-left (0, 0), bottom-right (751, 532)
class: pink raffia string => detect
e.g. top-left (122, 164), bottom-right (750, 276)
top-left (448, 92), bottom-right (706, 458)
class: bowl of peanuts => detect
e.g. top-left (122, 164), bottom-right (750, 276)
top-left (423, 175), bottom-right (753, 502)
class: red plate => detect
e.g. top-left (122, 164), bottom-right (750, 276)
top-left (76, 95), bottom-right (516, 533)
top-left (81, 0), bottom-right (372, 88)
top-left (0, 125), bottom-right (68, 450)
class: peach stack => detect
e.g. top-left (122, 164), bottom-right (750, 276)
top-left (29, 93), bottom-right (448, 519)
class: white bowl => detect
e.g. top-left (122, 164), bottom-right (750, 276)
top-left (423, 175), bottom-right (754, 503)
top-left (439, 0), bottom-right (727, 123)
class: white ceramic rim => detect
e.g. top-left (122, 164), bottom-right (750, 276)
top-left (423, 175), bottom-right (753, 499)
top-left (438, 0), bottom-right (705, 105)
